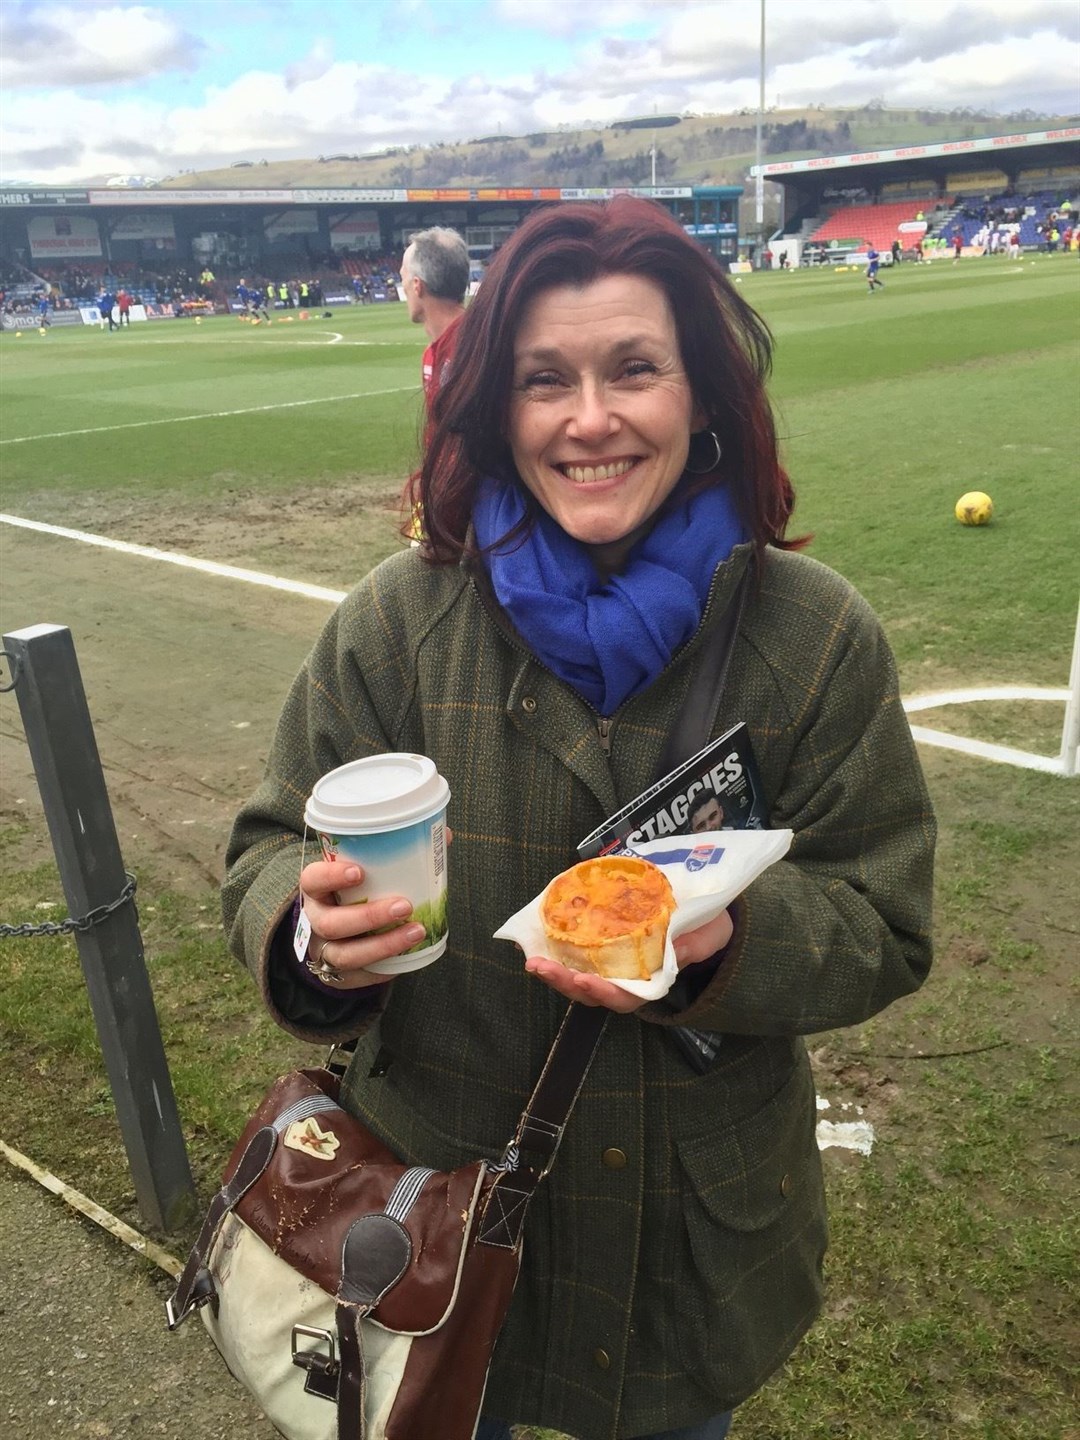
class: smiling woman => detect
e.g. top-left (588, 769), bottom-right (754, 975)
top-left (223, 197), bottom-right (936, 1440)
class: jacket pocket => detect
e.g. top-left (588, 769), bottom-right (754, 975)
top-left (672, 1059), bottom-right (827, 1401)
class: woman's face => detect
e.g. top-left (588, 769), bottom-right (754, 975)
top-left (507, 273), bottom-right (704, 548)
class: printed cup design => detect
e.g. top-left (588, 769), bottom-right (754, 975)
top-left (318, 816), bottom-right (448, 966)
top-left (305, 754), bottom-right (450, 976)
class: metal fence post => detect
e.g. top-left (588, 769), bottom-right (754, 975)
top-left (2, 623), bottom-right (196, 1231)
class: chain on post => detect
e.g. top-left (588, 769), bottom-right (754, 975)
top-left (0, 872), bottom-right (138, 939)
top-left (0, 649), bottom-right (20, 694)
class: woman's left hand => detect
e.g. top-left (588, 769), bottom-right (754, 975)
top-left (524, 908), bottom-right (734, 1013)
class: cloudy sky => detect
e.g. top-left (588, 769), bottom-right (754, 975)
top-left (2, 0), bottom-right (1078, 184)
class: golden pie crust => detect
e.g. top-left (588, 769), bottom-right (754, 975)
top-left (540, 855), bottom-right (676, 980)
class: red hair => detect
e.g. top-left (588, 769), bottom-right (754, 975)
top-left (406, 197), bottom-right (805, 561)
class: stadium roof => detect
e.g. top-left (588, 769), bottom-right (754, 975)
top-left (0, 183), bottom-right (739, 208)
top-left (750, 126), bottom-right (1080, 194)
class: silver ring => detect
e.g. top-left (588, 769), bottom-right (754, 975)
top-left (306, 940), bottom-right (346, 985)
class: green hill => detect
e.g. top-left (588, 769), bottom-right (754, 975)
top-left (158, 104), bottom-right (1077, 192)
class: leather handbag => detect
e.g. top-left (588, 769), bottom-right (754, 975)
top-left (166, 1003), bottom-right (607, 1440)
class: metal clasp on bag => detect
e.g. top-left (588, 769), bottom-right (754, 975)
top-left (164, 1266), bottom-right (216, 1330)
top-left (324, 1040), bottom-right (357, 1078)
top-left (291, 1324), bottom-right (339, 1403)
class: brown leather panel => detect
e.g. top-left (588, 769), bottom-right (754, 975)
top-left (228, 1069), bottom-right (488, 1333)
top-left (385, 1230), bottom-right (522, 1439)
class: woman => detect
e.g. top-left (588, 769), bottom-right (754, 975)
top-left (224, 198), bottom-right (935, 1440)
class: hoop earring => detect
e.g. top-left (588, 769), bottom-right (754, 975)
top-left (684, 428), bottom-right (723, 475)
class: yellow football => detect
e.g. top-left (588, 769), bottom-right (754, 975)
top-left (955, 491), bottom-right (993, 526)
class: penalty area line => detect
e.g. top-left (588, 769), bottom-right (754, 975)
top-left (0, 514), bottom-right (347, 604)
top-left (0, 384), bottom-right (416, 445)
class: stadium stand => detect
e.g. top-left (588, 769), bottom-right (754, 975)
top-left (807, 200), bottom-right (936, 255)
top-left (929, 189), bottom-right (1077, 249)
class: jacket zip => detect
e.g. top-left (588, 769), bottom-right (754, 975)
top-left (468, 549), bottom-right (748, 761)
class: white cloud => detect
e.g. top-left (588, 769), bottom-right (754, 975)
top-left (0, 4), bottom-right (202, 88)
top-left (284, 38), bottom-right (335, 90)
top-left (1, 0), bottom-right (1077, 183)
top-left (493, 0), bottom-right (673, 39)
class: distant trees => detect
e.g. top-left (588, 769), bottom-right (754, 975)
top-left (764, 118), bottom-right (849, 154)
top-left (344, 106), bottom-right (1067, 192)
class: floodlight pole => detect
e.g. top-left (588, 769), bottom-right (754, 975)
top-left (1059, 597), bottom-right (1080, 777)
top-left (755, 0), bottom-right (765, 231)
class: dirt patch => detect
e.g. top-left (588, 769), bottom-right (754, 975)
top-left (10, 483), bottom-right (410, 588)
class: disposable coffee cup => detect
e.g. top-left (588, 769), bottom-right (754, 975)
top-left (304, 754), bottom-right (450, 975)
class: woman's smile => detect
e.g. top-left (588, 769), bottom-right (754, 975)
top-left (557, 457), bottom-right (639, 484)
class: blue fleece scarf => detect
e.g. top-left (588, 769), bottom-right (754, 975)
top-left (473, 477), bottom-right (746, 715)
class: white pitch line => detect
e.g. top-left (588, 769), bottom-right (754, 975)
top-left (903, 685), bottom-right (1069, 711)
top-left (2, 512), bottom-right (1073, 773)
top-left (0, 384), bottom-right (416, 445)
top-left (907, 726), bottom-right (1064, 774)
top-left (0, 513), bottom-right (348, 603)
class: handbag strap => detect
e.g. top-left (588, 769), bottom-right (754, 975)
top-left (654, 562), bottom-right (750, 779)
top-left (477, 1003), bottom-right (607, 1247)
top-left (478, 563), bottom-right (752, 1247)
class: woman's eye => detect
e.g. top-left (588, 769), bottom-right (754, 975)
top-left (519, 371), bottom-right (562, 390)
top-left (622, 360), bottom-right (658, 379)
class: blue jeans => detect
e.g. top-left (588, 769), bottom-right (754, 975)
top-left (476, 1414), bottom-right (732, 1440)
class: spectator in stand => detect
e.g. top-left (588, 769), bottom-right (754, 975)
top-left (399, 226), bottom-right (469, 407)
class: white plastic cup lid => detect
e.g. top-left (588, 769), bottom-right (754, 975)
top-left (304, 753), bottom-right (450, 834)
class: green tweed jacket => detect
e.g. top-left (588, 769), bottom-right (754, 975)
top-left (223, 540), bottom-right (935, 1439)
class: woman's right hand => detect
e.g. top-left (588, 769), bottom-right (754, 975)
top-left (299, 860), bottom-right (425, 990)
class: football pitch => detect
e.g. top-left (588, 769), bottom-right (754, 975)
top-left (1, 253), bottom-right (1078, 1437)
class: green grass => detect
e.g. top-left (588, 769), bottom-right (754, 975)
top-left (1, 255), bottom-right (1078, 1439)
top-left (0, 305), bottom-right (427, 495)
top-left (3, 257), bottom-right (1076, 692)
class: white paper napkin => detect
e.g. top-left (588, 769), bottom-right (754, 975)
top-left (493, 828), bottom-right (794, 1001)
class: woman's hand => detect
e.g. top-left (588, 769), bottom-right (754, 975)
top-left (300, 859), bottom-right (425, 990)
top-left (524, 908), bottom-right (735, 1013)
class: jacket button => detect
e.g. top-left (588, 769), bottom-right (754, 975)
top-left (593, 1348), bottom-right (611, 1370)
top-left (780, 1173), bottom-right (793, 1197)
top-left (602, 1148), bottom-right (627, 1169)
top-left (521, 696), bottom-right (537, 713)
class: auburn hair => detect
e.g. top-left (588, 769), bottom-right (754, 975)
top-left (406, 196), bottom-right (803, 562)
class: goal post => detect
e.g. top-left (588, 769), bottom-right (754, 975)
top-left (1059, 597), bottom-right (1080, 778)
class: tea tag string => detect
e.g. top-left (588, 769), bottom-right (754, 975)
top-left (293, 827), bottom-right (313, 962)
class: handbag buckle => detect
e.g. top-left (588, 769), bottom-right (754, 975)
top-left (291, 1324), bottom-right (339, 1403)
